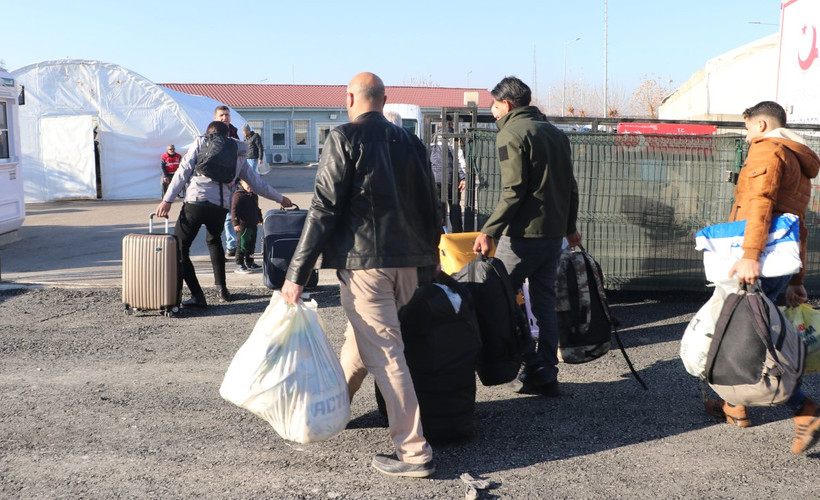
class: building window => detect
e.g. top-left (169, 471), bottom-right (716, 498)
top-left (294, 119), bottom-right (309, 147)
top-left (271, 120), bottom-right (287, 148)
top-left (0, 102), bottom-right (9, 159)
top-left (246, 119), bottom-right (264, 146)
top-left (317, 124), bottom-right (339, 158)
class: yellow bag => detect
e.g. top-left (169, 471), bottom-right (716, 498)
top-left (439, 232), bottom-right (494, 275)
top-left (783, 303), bottom-right (820, 374)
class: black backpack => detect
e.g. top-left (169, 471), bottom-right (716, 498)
top-left (194, 134), bottom-right (237, 184)
top-left (555, 247), bottom-right (613, 363)
top-left (453, 255), bottom-right (525, 386)
top-left (706, 283), bottom-right (805, 406)
top-left (554, 246), bottom-right (647, 389)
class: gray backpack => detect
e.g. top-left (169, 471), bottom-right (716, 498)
top-left (705, 284), bottom-right (805, 406)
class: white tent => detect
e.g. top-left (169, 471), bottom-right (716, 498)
top-left (659, 34), bottom-right (779, 122)
top-left (12, 59), bottom-right (245, 202)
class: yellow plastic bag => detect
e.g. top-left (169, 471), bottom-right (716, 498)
top-left (439, 232), bottom-right (494, 275)
top-left (219, 291), bottom-right (350, 443)
top-left (783, 303), bottom-right (820, 374)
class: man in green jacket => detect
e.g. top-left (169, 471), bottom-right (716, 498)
top-left (474, 76), bottom-right (581, 396)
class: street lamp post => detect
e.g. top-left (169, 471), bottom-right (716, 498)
top-left (562, 37), bottom-right (581, 118)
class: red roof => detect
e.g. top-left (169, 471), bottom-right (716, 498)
top-left (160, 83), bottom-right (493, 109)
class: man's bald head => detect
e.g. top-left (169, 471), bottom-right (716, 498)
top-left (346, 72), bottom-right (386, 120)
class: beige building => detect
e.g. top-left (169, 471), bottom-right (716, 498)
top-left (659, 34), bottom-right (779, 122)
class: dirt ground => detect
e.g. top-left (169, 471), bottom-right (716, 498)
top-left (2, 284), bottom-right (820, 499)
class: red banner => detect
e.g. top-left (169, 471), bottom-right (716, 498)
top-left (617, 123), bottom-right (717, 135)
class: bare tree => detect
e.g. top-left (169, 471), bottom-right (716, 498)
top-left (631, 75), bottom-right (668, 118)
top-left (538, 77), bottom-right (664, 119)
top-left (403, 75), bottom-right (439, 87)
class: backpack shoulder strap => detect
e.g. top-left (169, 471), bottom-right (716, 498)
top-left (578, 247), bottom-right (647, 390)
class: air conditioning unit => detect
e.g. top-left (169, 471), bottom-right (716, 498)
top-left (271, 153), bottom-right (288, 164)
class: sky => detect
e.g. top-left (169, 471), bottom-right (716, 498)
top-left (2, 0), bottom-right (782, 100)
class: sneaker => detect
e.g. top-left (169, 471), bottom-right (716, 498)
top-left (245, 262), bottom-right (262, 271)
top-left (704, 399), bottom-right (751, 428)
top-left (226, 248), bottom-right (236, 257)
top-left (181, 296), bottom-right (207, 308)
top-left (792, 397), bottom-right (820, 454)
top-left (371, 454), bottom-right (435, 478)
top-left (218, 286), bottom-right (232, 303)
top-left (235, 264), bottom-right (251, 275)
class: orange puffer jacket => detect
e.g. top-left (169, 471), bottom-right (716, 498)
top-left (730, 129), bottom-right (820, 285)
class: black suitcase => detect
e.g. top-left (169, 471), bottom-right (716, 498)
top-left (262, 206), bottom-right (318, 289)
top-left (376, 272), bottom-right (482, 444)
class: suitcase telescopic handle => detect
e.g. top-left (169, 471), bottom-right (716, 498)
top-left (149, 212), bottom-right (170, 234)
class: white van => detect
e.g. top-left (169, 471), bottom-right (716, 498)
top-left (383, 103), bottom-right (423, 139)
top-left (0, 68), bottom-right (25, 243)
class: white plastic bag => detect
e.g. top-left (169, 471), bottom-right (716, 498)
top-left (695, 213), bottom-right (801, 284)
top-left (680, 282), bottom-right (738, 378)
top-left (219, 291), bottom-right (350, 443)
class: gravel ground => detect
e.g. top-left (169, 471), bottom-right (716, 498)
top-left (2, 285), bottom-right (819, 499)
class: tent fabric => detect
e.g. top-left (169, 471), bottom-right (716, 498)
top-left (659, 34), bottom-right (779, 122)
top-left (12, 59), bottom-right (245, 202)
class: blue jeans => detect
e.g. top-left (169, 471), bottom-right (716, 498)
top-left (223, 184), bottom-right (239, 251)
top-left (493, 235), bottom-right (565, 380)
top-left (223, 215), bottom-right (236, 250)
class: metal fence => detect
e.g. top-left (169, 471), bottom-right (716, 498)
top-left (460, 129), bottom-right (820, 293)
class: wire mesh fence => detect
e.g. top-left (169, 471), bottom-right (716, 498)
top-left (461, 129), bottom-right (820, 293)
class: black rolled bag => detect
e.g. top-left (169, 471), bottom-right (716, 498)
top-left (452, 255), bottom-right (525, 386)
top-left (376, 271), bottom-right (482, 444)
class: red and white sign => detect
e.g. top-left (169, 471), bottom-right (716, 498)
top-left (778, 0), bottom-right (820, 124)
top-left (617, 123), bottom-right (717, 135)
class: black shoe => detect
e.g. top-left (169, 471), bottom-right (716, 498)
top-left (371, 454), bottom-right (435, 478)
top-left (181, 296), bottom-right (207, 308)
top-left (226, 248), bottom-right (236, 257)
top-left (218, 287), bottom-right (232, 302)
top-left (514, 366), bottom-right (560, 397)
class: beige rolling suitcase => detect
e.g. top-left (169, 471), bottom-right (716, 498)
top-left (122, 213), bottom-right (181, 317)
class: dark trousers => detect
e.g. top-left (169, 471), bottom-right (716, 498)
top-left (436, 183), bottom-right (463, 233)
top-left (493, 235), bottom-right (565, 381)
top-left (174, 202), bottom-right (228, 298)
top-left (236, 226), bottom-right (258, 264)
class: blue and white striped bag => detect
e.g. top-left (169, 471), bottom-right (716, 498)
top-left (695, 213), bottom-right (801, 284)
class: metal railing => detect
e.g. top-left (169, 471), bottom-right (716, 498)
top-left (460, 129), bottom-right (820, 293)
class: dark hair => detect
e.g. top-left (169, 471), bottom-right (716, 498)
top-left (742, 101), bottom-right (787, 127)
top-left (205, 120), bottom-right (229, 136)
top-left (490, 76), bottom-right (531, 108)
top-left (214, 105), bottom-right (230, 113)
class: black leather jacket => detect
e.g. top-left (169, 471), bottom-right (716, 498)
top-left (286, 111), bottom-right (440, 285)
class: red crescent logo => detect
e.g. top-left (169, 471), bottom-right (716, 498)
top-left (798, 24), bottom-right (819, 71)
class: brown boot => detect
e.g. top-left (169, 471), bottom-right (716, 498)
top-left (792, 397), bottom-right (820, 454)
top-left (704, 399), bottom-right (751, 428)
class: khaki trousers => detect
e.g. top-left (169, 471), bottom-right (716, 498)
top-left (337, 268), bottom-right (432, 464)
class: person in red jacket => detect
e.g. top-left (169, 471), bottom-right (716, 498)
top-left (160, 145), bottom-right (182, 196)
